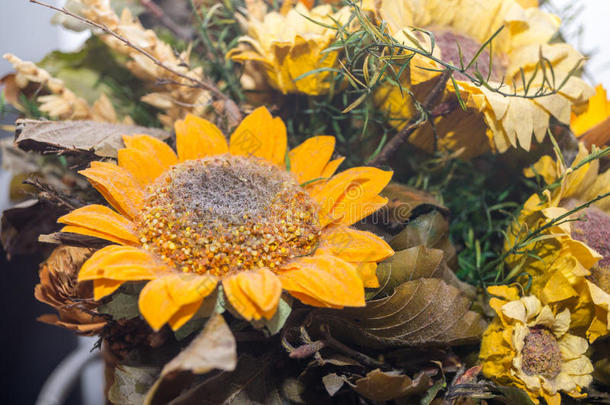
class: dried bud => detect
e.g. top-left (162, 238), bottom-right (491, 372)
top-left (35, 245), bottom-right (107, 335)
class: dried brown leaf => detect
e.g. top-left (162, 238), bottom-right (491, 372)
top-left (162, 313), bottom-right (237, 376)
top-left (145, 314), bottom-right (237, 405)
top-left (376, 246), bottom-right (474, 298)
top-left (352, 369), bottom-right (430, 401)
top-left (390, 211), bottom-right (457, 267)
top-left (1, 199), bottom-right (65, 257)
top-left (315, 278), bottom-right (487, 349)
top-left (15, 119), bottom-right (170, 158)
top-left (150, 355), bottom-right (282, 405)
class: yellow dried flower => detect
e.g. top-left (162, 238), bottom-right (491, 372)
top-left (371, 0), bottom-right (593, 158)
top-left (480, 287), bottom-right (593, 404)
top-left (506, 143), bottom-right (610, 342)
top-left (228, 3), bottom-right (350, 95)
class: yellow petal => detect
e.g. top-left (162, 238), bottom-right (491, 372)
top-left (229, 107), bottom-right (287, 166)
top-left (79, 245), bottom-right (165, 281)
top-left (93, 279), bottom-right (124, 300)
top-left (321, 157), bottom-right (345, 178)
top-left (354, 262), bottom-right (380, 288)
top-left (223, 268), bottom-right (282, 320)
top-left (278, 255), bottom-right (365, 307)
top-left (79, 161), bottom-right (144, 219)
top-left (122, 134), bottom-right (178, 169)
top-left (288, 136), bottom-right (335, 184)
top-left (175, 114), bottom-right (228, 161)
top-left (317, 225), bottom-right (394, 262)
top-left (118, 147), bottom-right (165, 185)
top-left (139, 273), bottom-right (217, 331)
top-left (58, 204), bottom-right (138, 245)
top-left (311, 166), bottom-right (392, 226)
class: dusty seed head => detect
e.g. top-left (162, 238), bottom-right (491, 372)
top-left (136, 154), bottom-right (321, 276)
top-left (426, 28), bottom-right (507, 82)
top-left (569, 204), bottom-right (610, 293)
top-left (521, 327), bottom-right (562, 379)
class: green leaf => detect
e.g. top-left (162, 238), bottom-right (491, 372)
top-left (263, 296), bottom-right (292, 335)
top-left (98, 293), bottom-right (140, 321)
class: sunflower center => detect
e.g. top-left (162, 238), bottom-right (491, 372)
top-left (136, 155), bottom-right (321, 276)
top-left (428, 28), bottom-right (507, 82)
top-left (521, 327), bottom-right (562, 379)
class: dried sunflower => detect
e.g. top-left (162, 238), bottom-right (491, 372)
top-left (505, 143), bottom-right (610, 341)
top-left (228, 3), bottom-right (350, 95)
top-left (57, 107), bottom-right (394, 331)
top-left (371, 0), bottom-right (593, 158)
top-left (480, 287), bottom-right (593, 405)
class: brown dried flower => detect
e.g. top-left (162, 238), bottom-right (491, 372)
top-left (35, 245), bottom-right (107, 335)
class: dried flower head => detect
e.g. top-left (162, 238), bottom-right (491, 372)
top-left (371, 0), bottom-right (593, 158)
top-left (35, 245), bottom-right (107, 335)
top-left (58, 107), bottom-right (394, 331)
top-left (228, 3), bottom-right (351, 95)
top-left (506, 143), bottom-right (610, 342)
top-left (480, 287), bottom-right (593, 404)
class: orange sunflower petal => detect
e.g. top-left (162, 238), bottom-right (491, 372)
top-left (355, 262), bottom-right (380, 288)
top-left (138, 276), bottom-right (178, 331)
top-left (93, 279), bottom-right (125, 300)
top-left (122, 134), bottom-right (178, 169)
top-left (78, 245), bottom-right (165, 281)
top-left (168, 300), bottom-right (205, 330)
top-left (303, 157), bottom-right (346, 194)
top-left (344, 195), bottom-right (389, 226)
top-left (229, 107), bottom-right (287, 166)
top-left (139, 273), bottom-right (217, 331)
top-left (79, 161), bottom-right (144, 219)
top-left (321, 157), bottom-right (345, 178)
top-left (60, 225), bottom-right (134, 246)
top-left (58, 204), bottom-right (138, 245)
top-left (289, 136), bottom-right (335, 184)
top-left (317, 225), bottom-right (394, 263)
top-left (223, 268), bottom-right (282, 320)
top-left (311, 167), bottom-right (392, 226)
top-left (175, 114), bottom-right (229, 162)
top-left (118, 148), bottom-right (165, 185)
top-left (278, 255), bottom-right (365, 308)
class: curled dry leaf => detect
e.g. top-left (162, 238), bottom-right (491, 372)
top-left (351, 369), bottom-right (431, 401)
top-left (1, 199), bottom-right (66, 257)
top-left (389, 211), bottom-right (456, 265)
top-left (314, 278), bottom-right (487, 349)
top-left (145, 313), bottom-right (237, 404)
top-left (15, 119), bottom-right (170, 158)
top-left (35, 245), bottom-right (107, 335)
top-left (376, 183), bottom-right (448, 231)
top-left (173, 355), bottom-right (282, 405)
top-left (162, 313), bottom-right (237, 376)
